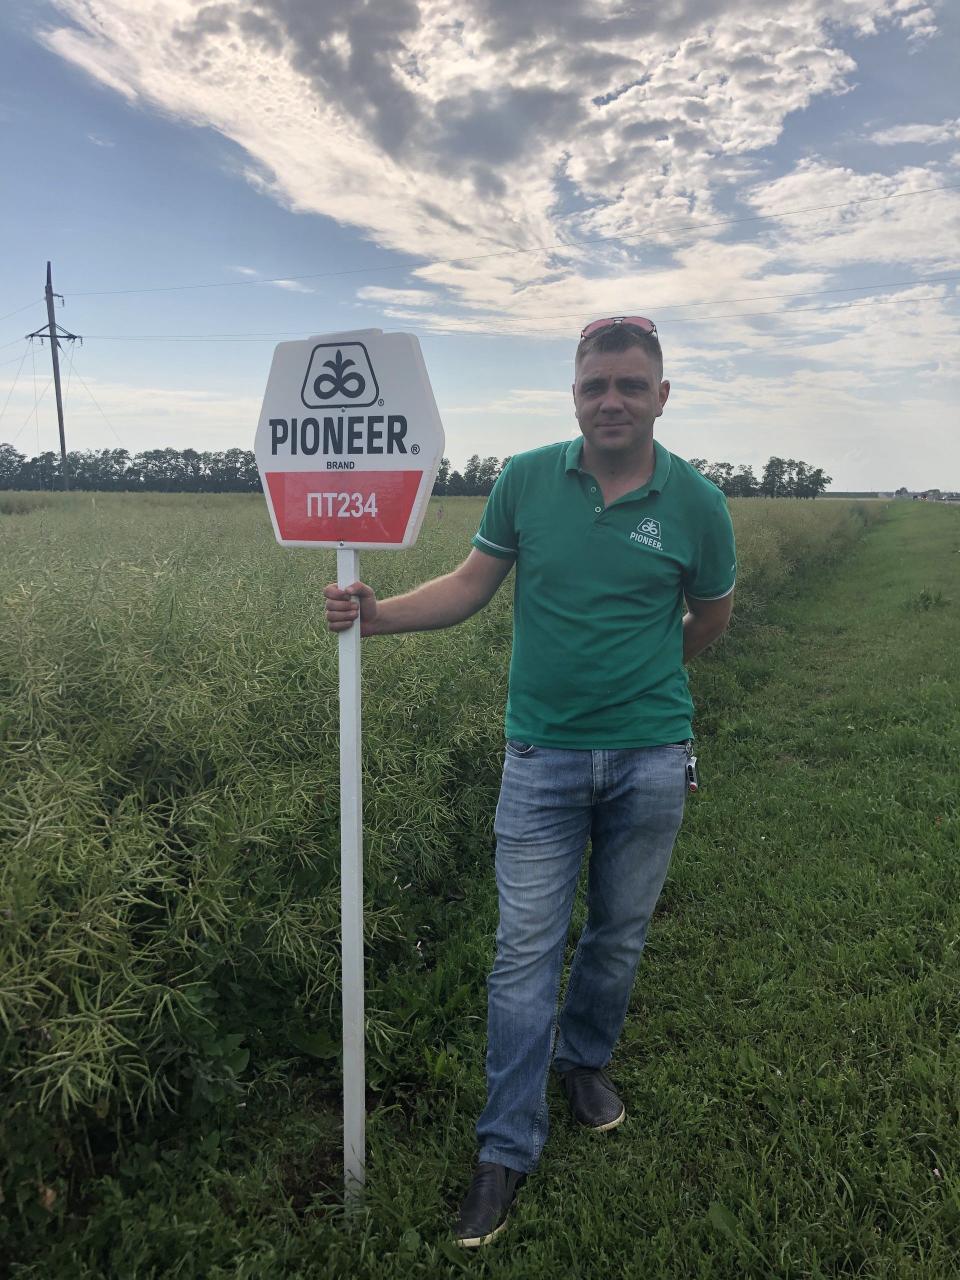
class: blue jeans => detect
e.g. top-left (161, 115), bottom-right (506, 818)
top-left (476, 742), bottom-right (687, 1173)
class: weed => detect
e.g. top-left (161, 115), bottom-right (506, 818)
top-left (910, 586), bottom-right (947, 611)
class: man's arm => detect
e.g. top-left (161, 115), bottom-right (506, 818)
top-left (682, 591), bottom-right (734, 662)
top-left (323, 548), bottom-right (514, 636)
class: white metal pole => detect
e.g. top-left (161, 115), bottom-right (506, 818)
top-left (337, 548), bottom-right (365, 1203)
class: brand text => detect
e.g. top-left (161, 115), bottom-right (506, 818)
top-left (271, 415), bottom-right (408, 456)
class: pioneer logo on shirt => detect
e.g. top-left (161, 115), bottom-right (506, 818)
top-left (629, 517), bottom-right (663, 551)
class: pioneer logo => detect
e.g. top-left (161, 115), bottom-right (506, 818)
top-left (629, 516), bottom-right (663, 551)
top-left (269, 414), bottom-right (408, 456)
top-left (301, 342), bottom-right (380, 409)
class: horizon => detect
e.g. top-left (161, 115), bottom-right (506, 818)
top-left (2, 433), bottom-right (955, 495)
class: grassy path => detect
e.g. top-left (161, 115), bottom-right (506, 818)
top-left (20, 503), bottom-right (959, 1278)
top-left (597, 499), bottom-right (960, 1278)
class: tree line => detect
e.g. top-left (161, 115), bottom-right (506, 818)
top-left (0, 443), bottom-right (829, 498)
top-left (433, 455), bottom-right (509, 496)
top-left (0, 445), bottom-right (260, 492)
top-left (434, 454), bottom-right (832, 498)
top-left (688, 456), bottom-right (832, 498)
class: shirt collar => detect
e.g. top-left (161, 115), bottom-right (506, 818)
top-left (565, 437), bottom-right (672, 496)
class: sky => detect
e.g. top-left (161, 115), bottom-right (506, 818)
top-left (0, 0), bottom-right (957, 490)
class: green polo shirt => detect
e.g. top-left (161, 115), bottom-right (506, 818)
top-left (471, 438), bottom-right (736, 748)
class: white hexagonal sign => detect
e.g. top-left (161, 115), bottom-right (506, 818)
top-left (255, 329), bottom-right (445, 550)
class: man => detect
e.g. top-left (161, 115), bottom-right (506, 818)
top-left (323, 317), bottom-right (736, 1246)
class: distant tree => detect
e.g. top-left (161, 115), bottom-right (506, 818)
top-left (704, 461), bottom-right (734, 492)
top-left (781, 458), bottom-right (799, 496)
top-left (233, 448), bottom-right (261, 492)
top-left (435, 456), bottom-right (507, 497)
top-left (64, 450), bottom-right (97, 489)
top-left (462, 454), bottom-right (483, 495)
top-left (786, 461), bottom-right (831, 498)
top-left (790, 460), bottom-right (811, 497)
top-left (17, 451), bottom-right (61, 490)
top-left (895, 486), bottom-right (909, 497)
top-left (687, 457), bottom-right (708, 474)
top-left (100, 448), bottom-right (132, 491)
top-left (433, 457), bottom-right (451, 496)
top-left (182, 448), bottom-right (207, 492)
top-left (726, 464), bottom-right (758, 498)
top-left (133, 448), bottom-right (179, 491)
top-left (476, 456), bottom-right (501, 495)
top-left (760, 456), bottom-right (788, 497)
top-left (204, 448), bottom-right (259, 492)
top-left (0, 443), bottom-right (26, 488)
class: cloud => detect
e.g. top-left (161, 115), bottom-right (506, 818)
top-left (868, 118), bottom-right (960, 146)
top-left (739, 160), bottom-right (960, 273)
top-left (40, 1), bottom-right (941, 301)
top-left (43, 21), bottom-right (138, 100)
top-left (37, 0), bottom-right (958, 427)
top-left (86, 132), bottom-right (115, 146)
top-left (229, 264), bottom-right (314, 292)
top-left (356, 286), bottom-right (446, 307)
top-left (894, 2), bottom-right (939, 41)
top-left (269, 278), bottom-right (314, 293)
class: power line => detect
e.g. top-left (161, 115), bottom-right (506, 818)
top-left (2, 359), bottom-right (129, 454)
top-left (7, 378), bottom-right (52, 447)
top-left (0, 344), bottom-right (30, 433)
top-left (66, 182), bottom-right (960, 299)
top-left (500, 292), bottom-right (956, 330)
top-left (63, 336), bottom-right (76, 410)
top-left (0, 299), bottom-right (44, 324)
top-left (68, 362), bottom-right (128, 451)
top-left (84, 330), bottom-right (309, 342)
top-left (0, 291), bottom-right (948, 453)
top-left (30, 342), bottom-right (41, 456)
top-left (73, 282), bottom-right (959, 342)
top-left (503, 271), bottom-right (960, 322)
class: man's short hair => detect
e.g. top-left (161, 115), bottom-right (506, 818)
top-left (575, 323), bottom-right (663, 377)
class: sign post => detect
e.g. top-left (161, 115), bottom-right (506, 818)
top-left (256, 330), bottom-right (445, 1204)
top-left (337, 547), bottom-right (364, 1196)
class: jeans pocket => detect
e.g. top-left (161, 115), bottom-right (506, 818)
top-left (505, 739), bottom-right (537, 758)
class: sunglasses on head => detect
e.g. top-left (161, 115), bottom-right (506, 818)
top-left (579, 316), bottom-right (657, 339)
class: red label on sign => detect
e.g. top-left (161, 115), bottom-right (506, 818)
top-left (265, 470), bottom-right (422, 543)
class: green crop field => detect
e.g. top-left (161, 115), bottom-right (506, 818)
top-left (1, 494), bottom-right (958, 1278)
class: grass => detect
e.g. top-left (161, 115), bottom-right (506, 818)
top-left (3, 494), bottom-right (957, 1276)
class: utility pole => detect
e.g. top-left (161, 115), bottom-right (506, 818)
top-left (26, 262), bottom-right (81, 491)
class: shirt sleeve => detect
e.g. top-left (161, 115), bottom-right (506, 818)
top-left (471, 460), bottom-right (519, 560)
top-left (683, 493), bottom-right (737, 600)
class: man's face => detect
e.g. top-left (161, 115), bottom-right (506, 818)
top-left (572, 345), bottom-right (670, 460)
